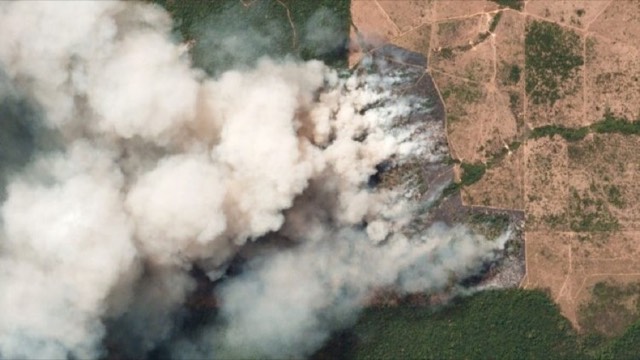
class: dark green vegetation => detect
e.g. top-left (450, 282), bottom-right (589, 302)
top-left (436, 16), bottom-right (500, 63)
top-left (442, 138), bottom-right (521, 197)
top-left (323, 290), bottom-right (580, 359)
top-left (533, 112), bottom-right (640, 233)
top-left (530, 111), bottom-right (640, 142)
top-left (508, 64), bottom-right (521, 84)
top-left (315, 288), bottom-right (640, 359)
top-left (592, 111), bottom-right (640, 135)
top-left (448, 107), bottom-right (640, 200)
top-left (488, 11), bottom-right (503, 33)
top-left (567, 188), bottom-right (619, 232)
top-left (438, 47), bottom-right (455, 60)
top-left (442, 162), bottom-right (486, 196)
top-left (153, 0), bottom-right (350, 74)
top-left (443, 139), bottom-right (520, 197)
top-left (542, 186), bottom-right (620, 232)
top-left (127, 3), bottom-right (640, 359)
top-left (489, 0), bottom-right (524, 11)
top-left (606, 185), bottom-right (625, 208)
top-left (599, 321), bottom-right (640, 360)
top-left (499, 62), bottom-right (522, 88)
top-left (579, 282), bottom-right (640, 337)
top-left (469, 212), bottom-right (510, 240)
top-left (531, 124), bottom-right (589, 142)
top-left (567, 134), bottom-right (604, 162)
top-left (445, 20), bottom-right (613, 190)
top-left (525, 20), bottom-right (583, 105)
top-left (460, 162), bottom-right (486, 186)
top-left (442, 181), bottom-right (460, 198)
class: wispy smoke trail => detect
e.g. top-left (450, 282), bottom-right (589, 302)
top-left (0, 2), bottom-right (508, 359)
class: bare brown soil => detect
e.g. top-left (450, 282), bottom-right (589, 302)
top-left (350, 0), bottom-right (640, 332)
top-left (464, 145), bottom-right (524, 210)
top-left (567, 134), bottom-right (640, 231)
top-left (585, 35), bottom-right (640, 124)
top-left (494, 10), bottom-right (526, 132)
top-left (576, 276), bottom-right (640, 336)
top-left (351, 1), bottom-right (400, 50)
top-left (377, 0), bottom-right (435, 32)
top-left (434, 0), bottom-right (498, 21)
top-left (430, 16), bottom-right (494, 83)
top-left (589, 1), bottom-right (640, 50)
top-left (524, 136), bottom-right (569, 230)
top-left (523, 231), bottom-right (572, 305)
top-left (524, 0), bottom-right (611, 29)
top-left (392, 23), bottom-right (432, 58)
top-left (523, 231), bottom-right (640, 332)
top-left (431, 71), bottom-right (491, 162)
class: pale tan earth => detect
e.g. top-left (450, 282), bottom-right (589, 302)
top-left (377, 0), bottom-right (435, 32)
top-left (351, 0), bottom-right (640, 333)
top-left (525, 0), bottom-right (610, 29)
top-left (463, 144), bottom-right (524, 210)
top-left (434, 0), bottom-right (498, 20)
top-left (524, 136), bottom-right (570, 231)
top-left (431, 15), bottom-right (495, 83)
top-left (573, 275), bottom-right (640, 336)
top-left (526, 231), bottom-right (640, 330)
top-left (585, 34), bottom-right (640, 125)
top-left (566, 134), bottom-right (640, 231)
top-left (494, 9), bottom-right (525, 131)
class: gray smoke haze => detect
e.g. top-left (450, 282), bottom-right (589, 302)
top-left (188, 1), bottom-right (290, 75)
top-left (186, 225), bottom-right (509, 359)
top-left (0, 2), bottom-right (509, 359)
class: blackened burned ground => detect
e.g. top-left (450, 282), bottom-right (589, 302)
top-left (362, 45), bottom-right (525, 291)
top-left (180, 46), bottom-right (526, 357)
top-left (185, 45), bottom-right (525, 310)
top-left (434, 196), bottom-right (526, 289)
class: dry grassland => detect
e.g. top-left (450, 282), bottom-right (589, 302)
top-left (350, 0), bottom-right (640, 334)
top-left (464, 145), bottom-right (524, 209)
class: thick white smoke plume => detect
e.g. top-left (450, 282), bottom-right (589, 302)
top-left (0, 2), bottom-right (508, 359)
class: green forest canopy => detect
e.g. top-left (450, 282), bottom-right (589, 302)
top-left (154, 2), bottom-right (640, 359)
top-left (153, 0), bottom-right (350, 74)
top-left (316, 289), bottom-right (640, 359)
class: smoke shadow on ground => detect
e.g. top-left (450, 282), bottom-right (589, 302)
top-left (0, 71), bottom-right (56, 200)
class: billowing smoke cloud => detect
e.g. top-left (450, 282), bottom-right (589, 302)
top-left (186, 225), bottom-right (509, 359)
top-left (0, 2), bottom-right (509, 359)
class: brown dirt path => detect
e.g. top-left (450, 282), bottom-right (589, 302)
top-left (351, 0), bottom-right (640, 332)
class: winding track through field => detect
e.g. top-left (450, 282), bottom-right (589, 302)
top-left (351, 0), bottom-right (640, 328)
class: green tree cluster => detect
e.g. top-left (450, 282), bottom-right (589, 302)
top-left (346, 290), bottom-right (580, 359)
top-left (525, 20), bottom-right (583, 105)
top-left (152, 0), bottom-right (350, 74)
top-left (489, 0), bottom-right (524, 11)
